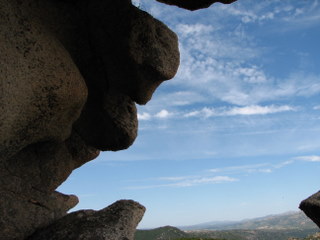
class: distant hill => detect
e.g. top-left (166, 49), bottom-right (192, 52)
top-left (135, 211), bottom-right (319, 240)
top-left (135, 227), bottom-right (319, 240)
top-left (135, 226), bottom-right (189, 240)
top-left (182, 211), bottom-right (318, 230)
top-left (188, 229), bottom-right (319, 240)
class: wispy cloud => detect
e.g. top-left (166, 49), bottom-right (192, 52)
top-left (208, 156), bottom-right (319, 176)
top-left (138, 109), bottom-right (173, 121)
top-left (138, 112), bottom-right (152, 120)
top-left (225, 105), bottom-right (295, 116)
top-left (127, 175), bottom-right (238, 189)
top-left (140, 104), bottom-right (296, 121)
top-left (209, 160), bottom-right (296, 175)
top-left (294, 155), bottom-right (320, 162)
top-left (135, 1), bottom-right (320, 118)
top-left (184, 105), bottom-right (295, 118)
top-left (176, 23), bottom-right (215, 36)
top-left (154, 1), bottom-right (320, 109)
top-left (209, 163), bottom-right (272, 174)
top-left (217, 0), bottom-right (320, 29)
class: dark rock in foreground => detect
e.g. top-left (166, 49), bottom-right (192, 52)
top-left (300, 191), bottom-right (320, 228)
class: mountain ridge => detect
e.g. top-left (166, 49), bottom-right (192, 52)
top-left (135, 211), bottom-right (319, 240)
top-left (180, 211), bottom-right (317, 230)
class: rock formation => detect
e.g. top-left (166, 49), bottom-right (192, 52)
top-left (156, 0), bottom-right (237, 11)
top-left (27, 200), bottom-right (145, 240)
top-left (1, 0), bottom-right (319, 239)
top-left (0, 0), bottom-right (179, 239)
top-left (300, 191), bottom-right (320, 228)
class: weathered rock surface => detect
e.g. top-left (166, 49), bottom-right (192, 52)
top-left (27, 200), bottom-right (146, 240)
top-left (5, 0), bottom-right (318, 240)
top-left (73, 1), bottom-right (179, 151)
top-left (0, 0), bottom-right (88, 162)
top-left (0, 131), bottom-right (99, 240)
top-left (0, 0), bottom-right (179, 238)
top-left (300, 191), bottom-right (320, 228)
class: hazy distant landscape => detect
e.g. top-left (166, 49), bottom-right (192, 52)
top-left (135, 211), bottom-right (319, 240)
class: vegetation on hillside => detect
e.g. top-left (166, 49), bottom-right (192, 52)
top-left (135, 212), bottom-right (319, 240)
top-left (289, 232), bottom-right (320, 240)
top-left (188, 229), bottom-right (319, 240)
top-left (176, 238), bottom-right (227, 240)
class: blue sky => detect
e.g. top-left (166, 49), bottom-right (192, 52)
top-left (58, 0), bottom-right (320, 228)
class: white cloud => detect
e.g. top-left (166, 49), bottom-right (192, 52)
top-left (156, 1), bottom-right (320, 108)
top-left (314, 106), bottom-right (320, 110)
top-left (158, 176), bottom-right (192, 181)
top-left (176, 23), bottom-right (214, 36)
top-left (127, 175), bottom-right (238, 189)
top-left (184, 105), bottom-right (295, 118)
top-left (186, 176), bottom-right (238, 184)
top-left (225, 105), bottom-right (295, 116)
top-left (274, 160), bottom-right (294, 168)
top-left (209, 163), bottom-right (270, 174)
top-left (209, 160), bottom-right (295, 175)
top-left (216, 0), bottom-right (320, 28)
top-left (235, 67), bottom-right (267, 83)
top-left (137, 109), bottom-right (173, 120)
top-left (155, 109), bottom-right (171, 119)
top-left (184, 107), bottom-right (216, 118)
top-left (138, 112), bottom-right (151, 120)
top-left (295, 155), bottom-right (320, 162)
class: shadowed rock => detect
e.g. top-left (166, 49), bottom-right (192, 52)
top-left (300, 191), bottom-right (320, 228)
top-left (156, 0), bottom-right (237, 11)
top-left (27, 200), bottom-right (146, 240)
top-left (0, 0), bottom-right (178, 238)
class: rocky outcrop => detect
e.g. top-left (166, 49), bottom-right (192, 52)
top-left (3, 0), bottom-right (318, 239)
top-left (156, 0), bottom-right (237, 11)
top-left (0, 0), bottom-right (179, 238)
top-left (300, 191), bottom-right (320, 228)
top-left (27, 200), bottom-right (145, 240)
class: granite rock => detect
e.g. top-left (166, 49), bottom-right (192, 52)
top-left (27, 200), bottom-right (146, 240)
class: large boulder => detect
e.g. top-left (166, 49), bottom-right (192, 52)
top-left (27, 200), bottom-right (146, 240)
top-left (0, 0), bottom-right (179, 239)
top-left (300, 191), bottom-right (320, 228)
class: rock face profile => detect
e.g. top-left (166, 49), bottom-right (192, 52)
top-left (0, 0), bottom-right (319, 239)
top-left (0, 0), bottom-right (179, 239)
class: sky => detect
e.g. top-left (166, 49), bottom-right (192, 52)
top-left (58, 0), bottom-right (320, 229)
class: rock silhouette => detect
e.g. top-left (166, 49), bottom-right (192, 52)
top-left (300, 191), bottom-right (320, 228)
top-left (0, 0), bottom-right (319, 239)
